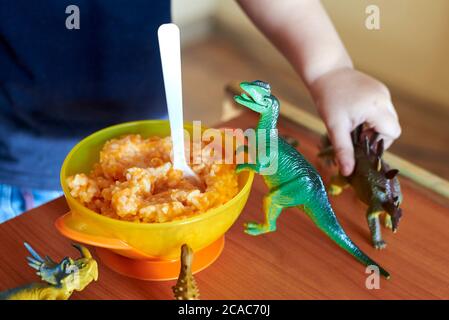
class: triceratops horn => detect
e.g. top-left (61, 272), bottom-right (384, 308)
top-left (73, 243), bottom-right (92, 259)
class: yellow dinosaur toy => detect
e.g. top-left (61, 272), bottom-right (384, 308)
top-left (0, 243), bottom-right (98, 300)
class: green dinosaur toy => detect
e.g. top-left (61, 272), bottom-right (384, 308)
top-left (234, 80), bottom-right (390, 278)
top-left (0, 243), bottom-right (98, 300)
top-left (172, 244), bottom-right (199, 300)
top-left (319, 125), bottom-right (403, 249)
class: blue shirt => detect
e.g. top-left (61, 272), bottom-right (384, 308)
top-left (0, 0), bottom-right (170, 189)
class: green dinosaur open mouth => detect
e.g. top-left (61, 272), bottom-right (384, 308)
top-left (235, 90), bottom-right (259, 109)
top-left (234, 85), bottom-right (265, 113)
top-left (238, 92), bottom-right (255, 103)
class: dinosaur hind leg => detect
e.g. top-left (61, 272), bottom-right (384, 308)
top-left (245, 179), bottom-right (306, 236)
top-left (383, 213), bottom-right (396, 232)
top-left (245, 194), bottom-right (283, 236)
top-left (367, 208), bottom-right (386, 250)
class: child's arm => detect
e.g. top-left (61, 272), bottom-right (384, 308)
top-left (238, 0), bottom-right (401, 176)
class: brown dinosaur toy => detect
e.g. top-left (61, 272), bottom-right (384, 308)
top-left (319, 124), bottom-right (403, 249)
top-left (172, 244), bottom-right (199, 300)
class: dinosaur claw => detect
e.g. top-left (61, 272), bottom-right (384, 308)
top-left (373, 240), bottom-right (387, 250)
top-left (244, 221), bottom-right (263, 235)
top-left (244, 221), bottom-right (273, 236)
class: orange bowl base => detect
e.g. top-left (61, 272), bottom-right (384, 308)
top-left (96, 236), bottom-right (225, 281)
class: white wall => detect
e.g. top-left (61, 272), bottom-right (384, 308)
top-left (214, 0), bottom-right (449, 109)
top-left (171, 0), bottom-right (449, 109)
top-left (322, 0), bottom-right (449, 109)
top-left (172, 0), bottom-right (219, 43)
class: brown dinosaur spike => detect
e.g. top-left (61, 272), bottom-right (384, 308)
top-left (376, 139), bottom-right (385, 158)
top-left (369, 132), bottom-right (380, 149)
top-left (374, 139), bottom-right (384, 171)
top-left (385, 169), bottom-right (399, 180)
top-left (352, 124), bottom-right (363, 145)
top-left (172, 244), bottom-right (199, 300)
top-left (364, 136), bottom-right (370, 155)
top-left (375, 158), bottom-right (382, 171)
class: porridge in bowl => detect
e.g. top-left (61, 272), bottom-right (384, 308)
top-left (67, 134), bottom-right (238, 223)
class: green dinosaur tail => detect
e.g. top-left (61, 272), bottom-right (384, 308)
top-left (303, 197), bottom-right (390, 279)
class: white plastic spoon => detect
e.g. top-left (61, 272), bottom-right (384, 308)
top-left (158, 23), bottom-right (201, 186)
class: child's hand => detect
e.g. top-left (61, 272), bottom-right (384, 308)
top-left (237, 0), bottom-right (401, 176)
top-left (311, 67), bottom-right (401, 176)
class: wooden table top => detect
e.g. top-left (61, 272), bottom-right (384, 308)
top-left (1, 110), bottom-right (448, 300)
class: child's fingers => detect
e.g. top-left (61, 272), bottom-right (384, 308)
top-left (381, 137), bottom-right (394, 150)
top-left (368, 110), bottom-right (402, 148)
top-left (326, 120), bottom-right (355, 176)
top-left (385, 100), bottom-right (399, 120)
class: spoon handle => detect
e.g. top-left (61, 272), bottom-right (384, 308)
top-left (158, 23), bottom-right (187, 166)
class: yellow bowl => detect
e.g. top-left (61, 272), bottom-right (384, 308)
top-left (56, 120), bottom-right (254, 261)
